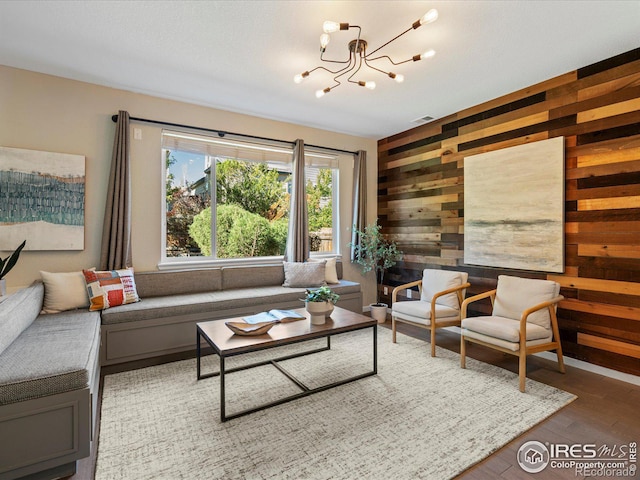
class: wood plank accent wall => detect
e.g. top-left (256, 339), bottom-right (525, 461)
top-left (378, 48), bottom-right (640, 376)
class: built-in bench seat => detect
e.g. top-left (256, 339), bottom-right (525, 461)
top-left (102, 282), bottom-right (360, 326)
top-left (0, 283), bottom-right (101, 480)
top-left (100, 263), bottom-right (362, 366)
top-left (0, 261), bottom-right (362, 479)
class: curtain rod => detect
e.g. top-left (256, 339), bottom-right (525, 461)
top-left (111, 114), bottom-right (358, 156)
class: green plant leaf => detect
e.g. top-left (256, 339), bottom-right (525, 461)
top-left (347, 220), bottom-right (402, 304)
top-left (0, 240), bottom-right (26, 279)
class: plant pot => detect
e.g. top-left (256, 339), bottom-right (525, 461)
top-left (370, 303), bottom-right (388, 323)
top-left (0, 279), bottom-right (6, 297)
top-left (305, 300), bottom-right (333, 325)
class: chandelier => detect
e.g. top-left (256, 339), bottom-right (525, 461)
top-left (294, 9), bottom-right (438, 98)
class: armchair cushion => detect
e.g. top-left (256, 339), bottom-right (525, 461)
top-left (460, 327), bottom-right (553, 352)
top-left (492, 275), bottom-right (560, 330)
top-left (392, 300), bottom-right (460, 325)
top-left (462, 316), bottom-right (551, 343)
top-left (420, 269), bottom-right (468, 310)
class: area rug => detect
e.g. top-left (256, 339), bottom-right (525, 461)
top-left (95, 328), bottom-right (575, 480)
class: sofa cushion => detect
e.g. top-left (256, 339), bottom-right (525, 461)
top-left (83, 268), bottom-right (140, 311)
top-left (101, 280), bottom-right (360, 325)
top-left (283, 261), bottom-right (326, 287)
top-left (135, 268), bottom-right (222, 297)
top-left (40, 270), bottom-right (90, 313)
top-left (0, 282), bottom-right (43, 356)
top-left (493, 275), bottom-right (560, 330)
top-left (0, 309), bottom-right (101, 405)
top-left (222, 265), bottom-right (285, 290)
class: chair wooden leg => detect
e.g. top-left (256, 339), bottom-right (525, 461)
top-left (391, 317), bottom-right (397, 343)
top-left (430, 327), bottom-right (436, 357)
top-left (556, 344), bottom-right (566, 373)
top-left (519, 349), bottom-right (527, 392)
top-left (460, 335), bottom-right (466, 369)
top-left (550, 316), bottom-right (566, 374)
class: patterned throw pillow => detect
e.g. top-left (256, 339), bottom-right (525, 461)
top-left (82, 268), bottom-right (140, 311)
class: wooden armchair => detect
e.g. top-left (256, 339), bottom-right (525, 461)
top-left (460, 275), bottom-right (565, 392)
top-left (391, 269), bottom-right (470, 357)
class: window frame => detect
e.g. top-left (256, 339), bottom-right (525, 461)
top-left (159, 130), bottom-right (342, 270)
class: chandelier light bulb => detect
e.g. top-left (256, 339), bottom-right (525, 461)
top-left (421, 49), bottom-right (436, 60)
top-left (420, 9), bottom-right (438, 25)
top-left (320, 33), bottom-right (330, 48)
top-left (323, 20), bottom-right (340, 33)
top-left (358, 81), bottom-right (376, 90)
top-left (388, 72), bottom-right (405, 83)
top-left (316, 87), bottom-right (331, 98)
top-left (293, 71), bottom-right (309, 84)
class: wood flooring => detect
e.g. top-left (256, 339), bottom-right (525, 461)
top-left (66, 319), bottom-right (640, 480)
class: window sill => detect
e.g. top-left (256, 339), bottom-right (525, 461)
top-left (157, 253), bottom-right (341, 271)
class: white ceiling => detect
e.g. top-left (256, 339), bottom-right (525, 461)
top-left (1, 1), bottom-right (638, 139)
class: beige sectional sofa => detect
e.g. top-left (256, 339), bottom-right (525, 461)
top-left (0, 261), bottom-right (361, 480)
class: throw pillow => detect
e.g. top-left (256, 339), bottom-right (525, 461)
top-left (421, 269), bottom-right (467, 311)
top-left (308, 257), bottom-right (339, 284)
top-left (82, 268), bottom-right (140, 311)
top-left (40, 270), bottom-right (90, 313)
top-left (282, 261), bottom-right (326, 288)
top-left (493, 275), bottom-right (559, 330)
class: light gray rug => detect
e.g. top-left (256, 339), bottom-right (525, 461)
top-left (96, 328), bottom-right (575, 480)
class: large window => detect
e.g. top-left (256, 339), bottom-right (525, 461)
top-left (161, 130), bottom-right (340, 264)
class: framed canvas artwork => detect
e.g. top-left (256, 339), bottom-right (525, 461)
top-left (463, 136), bottom-right (564, 273)
top-left (0, 146), bottom-right (85, 251)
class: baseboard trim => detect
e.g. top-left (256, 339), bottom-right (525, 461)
top-left (534, 350), bottom-right (640, 386)
top-left (442, 326), bottom-right (640, 386)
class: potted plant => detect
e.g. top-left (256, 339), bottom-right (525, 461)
top-left (0, 240), bottom-right (26, 297)
top-left (349, 221), bottom-right (403, 323)
top-left (303, 286), bottom-right (339, 325)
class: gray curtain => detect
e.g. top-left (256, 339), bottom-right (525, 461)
top-left (350, 150), bottom-right (367, 262)
top-left (284, 139), bottom-right (309, 262)
top-left (100, 110), bottom-right (132, 270)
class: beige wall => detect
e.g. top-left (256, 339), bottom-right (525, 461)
top-left (0, 65), bottom-right (379, 306)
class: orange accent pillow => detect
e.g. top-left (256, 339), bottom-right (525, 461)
top-left (82, 268), bottom-right (140, 311)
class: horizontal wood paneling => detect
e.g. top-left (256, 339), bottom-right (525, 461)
top-left (378, 47), bottom-right (640, 376)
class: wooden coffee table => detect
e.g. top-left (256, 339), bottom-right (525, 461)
top-left (196, 306), bottom-right (377, 421)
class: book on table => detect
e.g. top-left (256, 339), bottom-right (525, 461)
top-left (243, 309), bottom-right (305, 324)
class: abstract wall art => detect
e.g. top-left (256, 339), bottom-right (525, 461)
top-left (463, 136), bottom-right (564, 273)
top-left (0, 146), bottom-right (85, 251)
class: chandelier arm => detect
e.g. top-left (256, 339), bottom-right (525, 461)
top-left (320, 51), bottom-right (352, 65)
top-left (309, 62), bottom-right (354, 76)
top-left (346, 55), bottom-right (365, 85)
top-left (332, 54), bottom-right (357, 83)
top-left (329, 77), bottom-right (343, 90)
top-left (363, 58), bottom-right (390, 75)
top-left (319, 25), bottom-right (362, 65)
top-left (364, 26), bottom-right (412, 58)
top-left (366, 54), bottom-right (413, 66)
